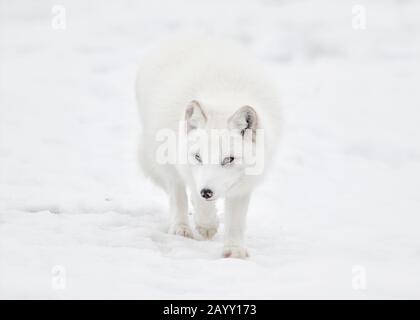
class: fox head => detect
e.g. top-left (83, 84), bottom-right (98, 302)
top-left (183, 100), bottom-right (261, 201)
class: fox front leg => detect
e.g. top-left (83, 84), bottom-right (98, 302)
top-left (191, 193), bottom-right (219, 239)
top-left (168, 181), bottom-right (193, 238)
top-left (223, 193), bottom-right (251, 258)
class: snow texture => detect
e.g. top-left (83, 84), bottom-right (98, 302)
top-left (1, 0), bottom-right (420, 299)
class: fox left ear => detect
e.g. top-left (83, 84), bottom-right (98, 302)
top-left (228, 105), bottom-right (258, 137)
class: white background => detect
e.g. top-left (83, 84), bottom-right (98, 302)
top-left (0, 0), bottom-right (419, 299)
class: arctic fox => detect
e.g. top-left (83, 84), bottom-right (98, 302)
top-left (135, 38), bottom-right (281, 258)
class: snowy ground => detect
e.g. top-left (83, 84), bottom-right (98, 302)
top-left (1, 0), bottom-right (420, 299)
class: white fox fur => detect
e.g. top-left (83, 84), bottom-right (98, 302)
top-left (135, 37), bottom-right (281, 258)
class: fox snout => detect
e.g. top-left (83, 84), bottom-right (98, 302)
top-left (200, 188), bottom-right (214, 200)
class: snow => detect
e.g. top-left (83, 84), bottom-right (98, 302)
top-left (1, 0), bottom-right (420, 299)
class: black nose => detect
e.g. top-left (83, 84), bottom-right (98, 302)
top-left (200, 188), bottom-right (213, 200)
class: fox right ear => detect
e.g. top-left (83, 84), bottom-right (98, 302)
top-left (185, 100), bottom-right (207, 132)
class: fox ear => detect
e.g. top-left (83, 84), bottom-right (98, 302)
top-left (228, 105), bottom-right (258, 137)
top-left (185, 100), bottom-right (207, 132)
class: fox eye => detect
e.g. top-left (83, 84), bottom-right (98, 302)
top-left (222, 156), bottom-right (235, 166)
top-left (194, 153), bottom-right (202, 163)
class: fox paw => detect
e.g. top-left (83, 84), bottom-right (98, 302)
top-left (169, 224), bottom-right (193, 238)
top-left (222, 246), bottom-right (249, 259)
top-left (196, 225), bottom-right (218, 239)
